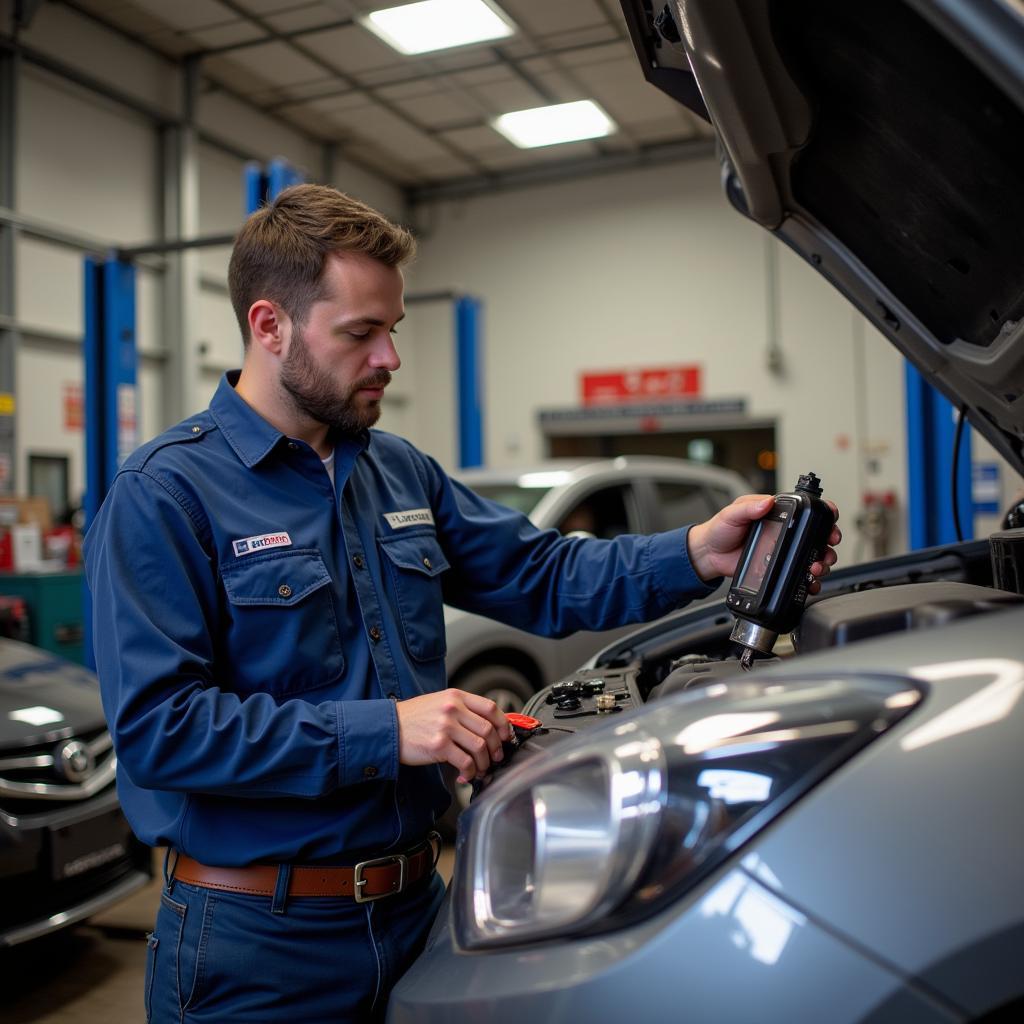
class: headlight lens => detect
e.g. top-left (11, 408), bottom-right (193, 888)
top-left (454, 675), bottom-right (922, 949)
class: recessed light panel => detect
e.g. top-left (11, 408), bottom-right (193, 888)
top-left (493, 100), bottom-right (616, 148)
top-left (363, 0), bottom-right (515, 55)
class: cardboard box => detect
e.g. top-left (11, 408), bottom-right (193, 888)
top-left (0, 497), bottom-right (53, 531)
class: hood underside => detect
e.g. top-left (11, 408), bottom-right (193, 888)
top-left (623, 0), bottom-right (1024, 477)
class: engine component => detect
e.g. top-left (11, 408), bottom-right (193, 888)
top-left (793, 581), bottom-right (1023, 652)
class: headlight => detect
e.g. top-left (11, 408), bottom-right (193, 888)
top-left (454, 675), bottom-right (922, 949)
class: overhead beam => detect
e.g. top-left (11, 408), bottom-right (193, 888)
top-left (405, 138), bottom-right (716, 205)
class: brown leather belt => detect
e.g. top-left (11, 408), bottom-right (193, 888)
top-left (172, 837), bottom-right (438, 903)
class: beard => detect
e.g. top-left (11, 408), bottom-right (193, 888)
top-left (279, 325), bottom-right (391, 435)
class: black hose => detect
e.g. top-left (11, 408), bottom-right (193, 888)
top-left (952, 404), bottom-right (967, 542)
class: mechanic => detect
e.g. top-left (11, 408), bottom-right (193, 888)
top-left (84, 183), bottom-right (840, 1024)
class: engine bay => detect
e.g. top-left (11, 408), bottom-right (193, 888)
top-left (475, 535), bottom-right (1024, 792)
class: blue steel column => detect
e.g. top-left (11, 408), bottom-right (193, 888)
top-left (244, 162), bottom-right (265, 216)
top-left (905, 363), bottom-right (973, 548)
top-left (244, 159), bottom-right (305, 216)
top-left (456, 296), bottom-right (484, 469)
top-left (83, 256), bottom-right (137, 667)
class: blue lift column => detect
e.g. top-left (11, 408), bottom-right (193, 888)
top-left (83, 255), bottom-right (138, 667)
top-left (905, 363), bottom-right (973, 548)
top-left (456, 296), bottom-right (484, 469)
top-left (244, 158), bottom-right (306, 215)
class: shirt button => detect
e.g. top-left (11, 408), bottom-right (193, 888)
top-left (278, 584), bottom-right (292, 598)
top-left (363, 765), bottom-right (378, 779)
top-left (369, 625), bottom-right (382, 643)
top-left (288, 442), bottom-right (299, 451)
top-left (422, 556), bottom-right (432, 569)
top-left (191, 425), bottom-right (201, 434)
top-left (353, 554), bottom-right (365, 569)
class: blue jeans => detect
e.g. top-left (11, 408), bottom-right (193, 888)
top-left (145, 864), bottom-right (446, 1023)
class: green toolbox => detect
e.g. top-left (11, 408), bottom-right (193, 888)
top-left (0, 571), bottom-right (86, 664)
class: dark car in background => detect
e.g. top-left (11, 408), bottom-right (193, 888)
top-left (388, 1), bottom-right (1024, 1021)
top-left (0, 640), bottom-right (152, 947)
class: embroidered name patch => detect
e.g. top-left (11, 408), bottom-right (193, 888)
top-left (232, 532), bottom-right (292, 557)
top-left (383, 508), bottom-right (434, 529)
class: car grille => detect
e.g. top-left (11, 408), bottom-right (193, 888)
top-left (0, 726), bottom-right (116, 818)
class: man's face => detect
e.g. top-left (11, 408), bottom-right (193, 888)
top-left (279, 252), bottom-right (404, 435)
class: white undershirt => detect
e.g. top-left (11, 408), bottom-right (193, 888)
top-left (322, 450), bottom-right (336, 485)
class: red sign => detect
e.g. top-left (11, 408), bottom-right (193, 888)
top-left (63, 383), bottom-right (83, 431)
top-left (581, 365), bottom-right (701, 406)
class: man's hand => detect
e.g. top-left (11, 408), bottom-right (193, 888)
top-left (396, 689), bottom-right (511, 783)
top-left (687, 494), bottom-right (842, 594)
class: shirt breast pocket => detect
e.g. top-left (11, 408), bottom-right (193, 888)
top-left (378, 533), bottom-right (451, 662)
top-left (220, 549), bottom-right (344, 696)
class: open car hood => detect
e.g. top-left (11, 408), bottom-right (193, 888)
top-left (622, 0), bottom-right (1024, 478)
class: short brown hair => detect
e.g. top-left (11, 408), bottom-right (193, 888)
top-left (228, 184), bottom-right (417, 343)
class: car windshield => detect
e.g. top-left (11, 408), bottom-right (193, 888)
top-left (465, 483), bottom-right (552, 516)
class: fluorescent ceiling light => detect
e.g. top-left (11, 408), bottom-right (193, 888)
top-left (363, 0), bottom-right (514, 55)
top-left (493, 100), bottom-right (616, 148)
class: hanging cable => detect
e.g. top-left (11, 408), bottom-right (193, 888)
top-left (951, 403), bottom-right (967, 542)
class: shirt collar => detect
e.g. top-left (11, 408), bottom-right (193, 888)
top-left (210, 371), bottom-right (371, 468)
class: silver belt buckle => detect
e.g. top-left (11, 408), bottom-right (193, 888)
top-left (353, 853), bottom-right (408, 903)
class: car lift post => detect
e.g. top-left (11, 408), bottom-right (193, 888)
top-left (905, 363), bottom-right (973, 548)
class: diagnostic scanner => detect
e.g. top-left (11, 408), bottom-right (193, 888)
top-left (727, 472), bottom-right (836, 670)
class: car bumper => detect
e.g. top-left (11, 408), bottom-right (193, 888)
top-left (0, 786), bottom-right (154, 947)
top-left (387, 867), bottom-right (961, 1024)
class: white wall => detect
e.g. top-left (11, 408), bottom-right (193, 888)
top-left (407, 160), bottom-right (923, 558)
top-left (9, 0), bottom-right (407, 499)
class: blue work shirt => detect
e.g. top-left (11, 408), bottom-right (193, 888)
top-left (84, 372), bottom-right (717, 866)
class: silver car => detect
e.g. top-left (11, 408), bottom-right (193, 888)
top-left (446, 456), bottom-right (748, 711)
top-left (389, 0), bottom-right (1024, 1020)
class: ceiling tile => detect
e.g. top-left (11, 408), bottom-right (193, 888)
top-left (74, 0), bottom-right (170, 36)
top-left (555, 40), bottom-right (633, 67)
top-left (221, 40), bottom-right (331, 85)
top-left (299, 24), bottom-right (408, 75)
top-left (476, 137), bottom-right (600, 170)
top-left (438, 124), bottom-right (510, 156)
top-left (189, 21), bottom-right (270, 48)
top-left (131, 0), bottom-right (239, 32)
top-left (204, 51), bottom-right (279, 94)
top-left (500, 0), bottom-right (608, 36)
top-left (533, 24), bottom-right (623, 50)
top-left (570, 57), bottom-right (694, 126)
top-left (307, 92), bottom-right (379, 115)
top-left (470, 76), bottom-right (551, 114)
top-left (328, 103), bottom-right (454, 160)
top-left (377, 90), bottom-right (482, 129)
top-left (413, 155), bottom-right (478, 180)
top-left (141, 31), bottom-right (205, 58)
top-left (264, 4), bottom-right (350, 33)
top-left (274, 76), bottom-right (352, 102)
top-left (228, 0), bottom-right (322, 14)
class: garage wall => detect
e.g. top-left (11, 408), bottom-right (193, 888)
top-left (8, 0), bottom-right (407, 506)
top-left (409, 159), bottom-right (911, 557)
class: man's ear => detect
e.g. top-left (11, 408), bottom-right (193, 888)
top-left (248, 300), bottom-right (288, 356)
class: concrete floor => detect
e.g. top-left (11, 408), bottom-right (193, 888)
top-left (2, 846), bottom-right (455, 1023)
